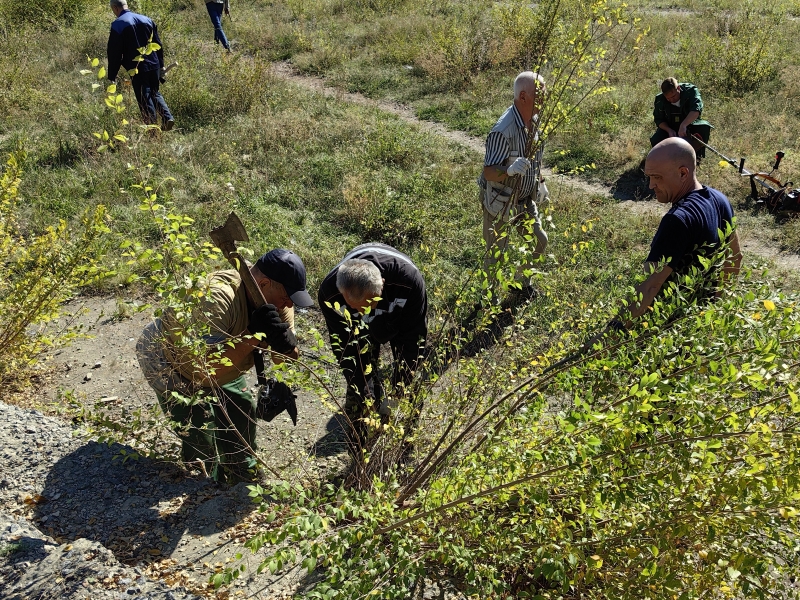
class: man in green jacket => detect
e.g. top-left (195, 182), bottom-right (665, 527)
top-left (650, 78), bottom-right (711, 159)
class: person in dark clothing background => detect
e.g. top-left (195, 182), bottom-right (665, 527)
top-left (107, 0), bottom-right (175, 130)
top-left (206, 0), bottom-right (231, 51)
top-left (318, 243), bottom-right (428, 452)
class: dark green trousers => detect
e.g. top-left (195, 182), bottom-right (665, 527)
top-left (157, 375), bottom-right (258, 484)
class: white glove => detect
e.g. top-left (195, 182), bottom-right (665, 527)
top-left (537, 179), bottom-right (550, 206)
top-left (506, 157), bottom-right (531, 177)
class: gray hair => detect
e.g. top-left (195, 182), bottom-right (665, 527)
top-left (514, 71), bottom-right (546, 100)
top-left (110, 0), bottom-right (128, 8)
top-left (336, 259), bottom-right (383, 299)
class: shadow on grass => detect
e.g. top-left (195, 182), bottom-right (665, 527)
top-left (610, 161), bottom-right (652, 201)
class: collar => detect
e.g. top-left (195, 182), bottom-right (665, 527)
top-left (673, 185), bottom-right (706, 208)
top-left (511, 104), bottom-right (525, 130)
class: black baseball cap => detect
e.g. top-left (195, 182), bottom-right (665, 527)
top-left (254, 249), bottom-right (314, 307)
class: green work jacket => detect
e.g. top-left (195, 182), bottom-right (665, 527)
top-left (653, 83), bottom-right (710, 130)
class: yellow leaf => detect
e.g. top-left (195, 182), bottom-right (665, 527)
top-left (107, 83), bottom-right (117, 93)
top-left (763, 300), bottom-right (776, 311)
top-left (718, 160), bottom-right (729, 168)
top-left (91, 58), bottom-right (99, 67)
top-left (148, 548), bottom-right (161, 555)
top-left (98, 67), bottom-right (106, 79)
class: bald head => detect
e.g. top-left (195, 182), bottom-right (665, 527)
top-left (644, 138), bottom-right (702, 204)
top-left (648, 137), bottom-right (696, 172)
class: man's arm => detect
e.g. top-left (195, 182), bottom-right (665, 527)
top-left (679, 85), bottom-right (703, 136)
top-left (658, 122), bottom-right (677, 136)
top-left (723, 230), bottom-right (742, 278)
top-left (483, 164), bottom-right (509, 183)
top-left (678, 110), bottom-right (700, 138)
top-left (270, 306), bottom-right (299, 364)
top-left (653, 95), bottom-right (672, 134)
top-left (619, 262), bottom-right (673, 326)
top-left (320, 298), bottom-right (373, 397)
top-left (107, 28), bottom-right (122, 81)
top-left (152, 22), bottom-right (165, 69)
top-left (483, 131), bottom-right (511, 183)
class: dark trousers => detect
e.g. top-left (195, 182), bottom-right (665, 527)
top-left (157, 375), bottom-right (257, 483)
top-left (650, 123), bottom-right (711, 157)
top-left (341, 325), bottom-right (427, 453)
top-left (205, 2), bottom-right (230, 49)
top-left (131, 69), bottom-right (173, 126)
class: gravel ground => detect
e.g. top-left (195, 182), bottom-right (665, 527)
top-left (0, 296), bottom-right (353, 599)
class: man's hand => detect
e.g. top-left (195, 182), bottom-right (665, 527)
top-left (506, 157), bottom-right (531, 177)
top-left (678, 124), bottom-right (688, 138)
top-left (249, 304), bottom-right (297, 355)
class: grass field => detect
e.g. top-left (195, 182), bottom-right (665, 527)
top-left (1, 0), bottom-right (798, 286)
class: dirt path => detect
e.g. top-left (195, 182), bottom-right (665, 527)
top-left (271, 61), bottom-right (800, 275)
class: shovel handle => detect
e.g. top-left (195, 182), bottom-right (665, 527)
top-left (224, 249), bottom-right (267, 310)
top-left (774, 151), bottom-right (785, 170)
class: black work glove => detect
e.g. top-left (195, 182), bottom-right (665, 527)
top-left (256, 379), bottom-right (298, 425)
top-left (249, 304), bottom-right (297, 355)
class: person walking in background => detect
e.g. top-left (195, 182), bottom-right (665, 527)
top-left (107, 0), bottom-right (175, 130)
top-left (206, 0), bottom-right (231, 51)
top-left (478, 71), bottom-right (550, 298)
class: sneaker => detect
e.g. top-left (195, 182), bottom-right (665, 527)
top-left (163, 119), bottom-right (175, 132)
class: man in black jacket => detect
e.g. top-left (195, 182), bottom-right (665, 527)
top-left (318, 243), bottom-right (427, 451)
top-left (107, 0), bottom-right (175, 130)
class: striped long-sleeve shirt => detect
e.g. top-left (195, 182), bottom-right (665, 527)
top-left (478, 104), bottom-right (542, 200)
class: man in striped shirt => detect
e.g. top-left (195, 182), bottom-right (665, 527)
top-left (478, 71), bottom-right (549, 298)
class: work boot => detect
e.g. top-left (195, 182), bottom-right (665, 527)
top-left (510, 281), bottom-right (541, 301)
top-left (163, 118), bottom-right (175, 132)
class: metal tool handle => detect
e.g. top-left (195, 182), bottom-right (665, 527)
top-left (774, 152), bottom-right (785, 171)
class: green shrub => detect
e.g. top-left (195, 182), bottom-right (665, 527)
top-left (679, 7), bottom-right (785, 94)
top-left (0, 0), bottom-right (91, 27)
top-left (237, 252), bottom-right (800, 598)
top-left (0, 149), bottom-right (112, 383)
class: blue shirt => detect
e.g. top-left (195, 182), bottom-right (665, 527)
top-left (647, 186), bottom-right (735, 273)
top-left (107, 10), bottom-right (164, 80)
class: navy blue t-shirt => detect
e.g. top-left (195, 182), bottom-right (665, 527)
top-left (647, 186), bottom-right (735, 273)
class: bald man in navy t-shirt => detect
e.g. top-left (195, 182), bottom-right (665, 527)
top-left (615, 138), bottom-right (741, 328)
